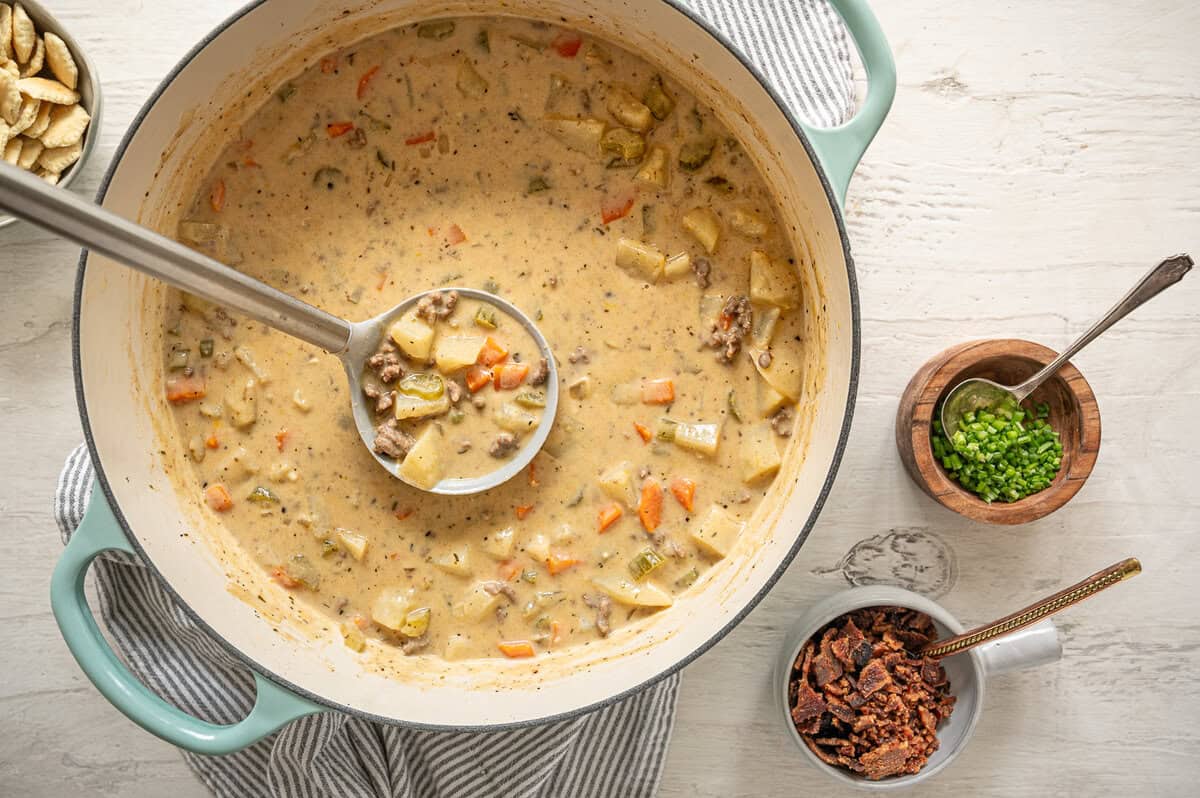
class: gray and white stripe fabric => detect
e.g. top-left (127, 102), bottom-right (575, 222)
top-left (53, 4), bottom-right (851, 794)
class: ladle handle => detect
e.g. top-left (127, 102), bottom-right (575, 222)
top-left (0, 164), bottom-right (353, 354)
top-left (921, 557), bottom-right (1141, 660)
top-left (1011, 254), bottom-right (1192, 401)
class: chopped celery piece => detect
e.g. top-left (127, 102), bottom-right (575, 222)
top-left (675, 568), bottom-right (700, 589)
top-left (655, 418), bottom-right (678, 442)
top-left (246, 486), bottom-right (279, 504)
top-left (727, 390), bottom-right (744, 422)
top-left (628, 547), bottom-right (666, 581)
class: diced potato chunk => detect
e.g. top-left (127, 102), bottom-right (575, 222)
top-left (673, 422), bottom-right (721, 456)
top-left (389, 313), bottom-right (436, 361)
top-left (749, 250), bottom-right (800, 309)
top-left (689, 505), bottom-right (746, 559)
top-left (729, 206), bottom-right (770, 239)
top-left (605, 86), bottom-right (653, 131)
top-left (593, 574), bottom-right (673, 607)
top-left (543, 115), bottom-right (606, 156)
top-left (226, 379), bottom-right (257, 429)
top-left (615, 237), bottom-right (666, 282)
top-left (525, 533), bottom-right (552, 563)
top-left (752, 345), bottom-right (803, 401)
top-left (335, 528), bottom-right (369, 561)
top-left (752, 305), bottom-right (781, 349)
top-left (370, 588), bottom-right (411, 631)
top-left (663, 252), bottom-right (691, 279)
top-left (432, 545), bottom-right (472, 577)
top-left (741, 423), bottom-right (783, 483)
top-left (398, 426), bottom-right (442, 489)
top-left (393, 391), bottom-right (451, 420)
top-left (682, 207), bottom-right (720, 254)
top-left (598, 461), bottom-right (639, 507)
top-left (634, 146), bottom-right (669, 189)
top-left (758, 377), bottom-right (790, 417)
top-left (494, 402), bottom-right (540, 433)
top-left (482, 526), bottom-right (516, 560)
top-left (452, 583), bottom-right (501, 622)
top-left (444, 633), bottom-right (473, 660)
top-left (434, 335), bottom-right (485, 372)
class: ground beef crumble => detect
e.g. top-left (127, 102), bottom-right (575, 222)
top-left (488, 432), bottom-right (519, 458)
top-left (373, 419), bottom-right (415, 459)
top-left (528, 357), bottom-right (549, 386)
top-left (367, 339), bottom-right (404, 383)
top-left (415, 290), bottom-right (458, 323)
top-left (770, 406), bottom-right (794, 437)
top-left (705, 294), bottom-right (752, 362)
top-left (692, 256), bottom-right (712, 288)
top-left (583, 593), bottom-right (612, 637)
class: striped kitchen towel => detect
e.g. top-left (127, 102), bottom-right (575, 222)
top-left (53, 3), bottom-right (852, 795)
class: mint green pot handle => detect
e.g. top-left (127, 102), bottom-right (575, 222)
top-left (50, 485), bottom-right (324, 755)
top-left (801, 0), bottom-right (896, 207)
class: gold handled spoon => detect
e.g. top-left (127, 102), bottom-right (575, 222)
top-left (921, 557), bottom-right (1141, 660)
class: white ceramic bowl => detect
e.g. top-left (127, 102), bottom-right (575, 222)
top-left (774, 586), bottom-right (1062, 790)
top-left (53, 0), bottom-right (898, 754)
top-left (0, 0), bottom-right (102, 229)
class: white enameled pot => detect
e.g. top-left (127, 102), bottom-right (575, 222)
top-left (52, 0), bottom-right (895, 753)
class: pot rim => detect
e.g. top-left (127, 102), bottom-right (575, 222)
top-left (70, 0), bottom-right (862, 731)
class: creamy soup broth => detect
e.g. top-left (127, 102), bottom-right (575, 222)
top-left (164, 16), bottom-right (810, 660)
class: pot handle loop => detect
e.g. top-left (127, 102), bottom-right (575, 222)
top-left (50, 485), bottom-right (323, 754)
top-left (799, 0), bottom-right (896, 207)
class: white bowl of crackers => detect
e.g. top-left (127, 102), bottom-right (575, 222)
top-left (0, 0), bottom-right (98, 228)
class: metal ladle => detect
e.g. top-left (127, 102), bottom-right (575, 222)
top-left (0, 164), bottom-right (558, 495)
top-left (940, 254), bottom-right (1192, 436)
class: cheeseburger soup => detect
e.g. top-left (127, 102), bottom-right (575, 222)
top-left (164, 17), bottom-right (811, 660)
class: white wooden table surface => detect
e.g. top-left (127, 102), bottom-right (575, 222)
top-left (1, 1), bottom-right (1197, 795)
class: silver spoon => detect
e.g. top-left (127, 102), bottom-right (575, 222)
top-left (0, 164), bottom-right (558, 495)
top-left (940, 254), bottom-right (1192, 436)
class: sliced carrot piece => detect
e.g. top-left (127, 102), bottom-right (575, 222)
top-left (319, 56), bottom-right (338, 73)
top-left (209, 179), bottom-right (226, 212)
top-left (669, 477), bottom-right (696, 513)
top-left (550, 620), bottom-right (564, 646)
top-left (551, 32), bottom-right (582, 58)
top-left (640, 378), bottom-right (675, 405)
top-left (597, 502), bottom-right (623, 532)
top-left (465, 365), bottom-right (493, 393)
top-left (242, 156), bottom-right (260, 168)
top-left (352, 614), bottom-right (369, 629)
top-left (393, 507), bottom-right (414, 521)
top-left (634, 422), bottom-right (653, 443)
top-left (497, 560), bottom-right (522, 581)
top-left (166, 374), bottom-right (206, 404)
top-left (405, 130), bottom-right (436, 146)
top-left (497, 640), bottom-right (536, 658)
top-left (638, 479), bottom-right (664, 532)
top-left (601, 190), bottom-right (636, 224)
top-left (204, 435), bottom-right (219, 449)
top-left (528, 462), bottom-right (539, 488)
top-left (275, 429), bottom-right (290, 452)
top-left (270, 565), bottom-right (300, 588)
top-left (477, 336), bottom-right (509, 366)
top-left (546, 550), bottom-right (580, 576)
top-left (205, 484), bottom-right (233, 512)
top-left (356, 65), bottom-right (380, 99)
top-left (446, 223), bottom-right (467, 246)
top-left (493, 363), bottom-right (530, 390)
top-left (327, 121), bottom-right (355, 137)
top-left (515, 503), bottom-right (534, 520)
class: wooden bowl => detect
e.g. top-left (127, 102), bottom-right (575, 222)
top-left (896, 339), bottom-right (1101, 525)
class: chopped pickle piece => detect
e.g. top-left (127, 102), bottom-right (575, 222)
top-left (642, 75), bottom-right (675, 120)
top-left (681, 207), bottom-right (721, 254)
top-left (398, 372), bottom-right (446, 400)
top-left (678, 136), bottom-right (715, 170)
top-left (474, 304), bottom-right (499, 328)
top-left (689, 505), bottom-right (745, 559)
top-left (628, 547), bottom-right (666, 581)
top-left (515, 390), bottom-right (547, 408)
top-left (600, 127), bottom-right (645, 162)
top-left (398, 607), bottom-right (431, 638)
top-left (246, 486), bottom-right (279, 504)
top-left (417, 20), bottom-right (456, 39)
